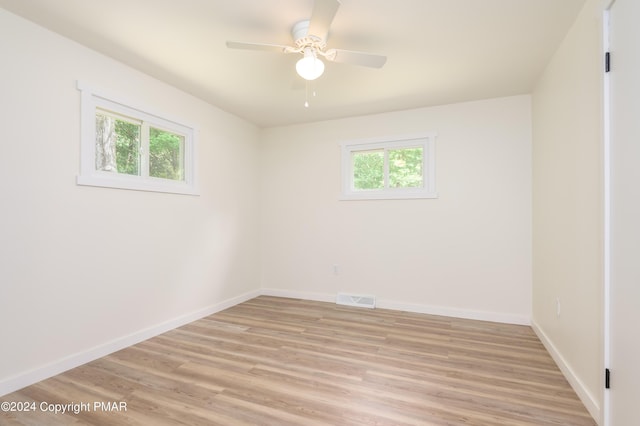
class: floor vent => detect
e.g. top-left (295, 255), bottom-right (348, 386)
top-left (336, 293), bottom-right (376, 309)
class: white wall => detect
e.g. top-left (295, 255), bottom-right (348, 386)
top-left (260, 96), bottom-right (532, 324)
top-left (0, 9), bottom-right (261, 394)
top-left (531, 0), bottom-right (603, 422)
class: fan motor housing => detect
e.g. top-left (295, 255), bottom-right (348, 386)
top-left (292, 20), bottom-right (326, 50)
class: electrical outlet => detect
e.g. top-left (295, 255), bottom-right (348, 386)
top-left (556, 298), bottom-right (561, 317)
top-left (333, 264), bottom-right (339, 275)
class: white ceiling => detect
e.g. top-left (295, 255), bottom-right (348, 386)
top-left (0, 0), bottom-right (585, 128)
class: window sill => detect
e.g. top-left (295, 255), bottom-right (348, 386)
top-left (340, 190), bottom-right (438, 201)
top-left (77, 174), bottom-right (199, 196)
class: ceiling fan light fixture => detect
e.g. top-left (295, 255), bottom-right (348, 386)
top-left (296, 48), bottom-right (325, 81)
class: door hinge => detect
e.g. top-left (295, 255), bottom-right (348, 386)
top-left (605, 52), bottom-right (611, 73)
top-left (605, 368), bottom-right (611, 389)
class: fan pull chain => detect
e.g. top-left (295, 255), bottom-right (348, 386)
top-left (304, 82), bottom-right (318, 108)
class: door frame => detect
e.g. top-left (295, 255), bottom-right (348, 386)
top-left (602, 1), bottom-right (615, 425)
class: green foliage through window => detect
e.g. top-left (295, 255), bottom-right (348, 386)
top-left (389, 147), bottom-right (423, 188)
top-left (351, 146), bottom-right (423, 191)
top-left (149, 127), bottom-right (184, 181)
top-left (353, 150), bottom-right (384, 190)
top-left (95, 110), bottom-right (184, 182)
top-left (115, 120), bottom-right (141, 176)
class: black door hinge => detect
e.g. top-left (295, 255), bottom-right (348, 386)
top-left (605, 52), bottom-right (611, 73)
top-left (605, 368), bottom-right (611, 389)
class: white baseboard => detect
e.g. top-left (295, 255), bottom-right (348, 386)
top-left (260, 288), bottom-right (336, 303)
top-left (0, 289), bottom-right (260, 397)
top-left (531, 320), bottom-right (601, 424)
top-left (260, 288), bottom-right (530, 325)
top-left (377, 299), bottom-right (530, 325)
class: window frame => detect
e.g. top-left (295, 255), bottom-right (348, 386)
top-left (340, 133), bottom-right (437, 200)
top-left (77, 81), bottom-right (198, 195)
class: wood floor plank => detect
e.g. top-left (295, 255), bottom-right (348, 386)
top-left (1, 296), bottom-right (596, 425)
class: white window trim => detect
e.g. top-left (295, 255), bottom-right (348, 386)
top-left (340, 133), bottom-right (437, 200)
top-left (77, 81), bottom-right (198, 196)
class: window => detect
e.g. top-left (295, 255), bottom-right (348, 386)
top-left (77, 81), bottom-right (197, 195)
top-left (341, 134), bottom-right (437, 200)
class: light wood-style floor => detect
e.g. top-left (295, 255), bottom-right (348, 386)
top-left (2, 296), bottom-right (596, 425)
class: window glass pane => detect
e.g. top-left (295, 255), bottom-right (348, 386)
top-left (149, 127), bottom-right (185, 181)
top-left (388, 147), bottom-right (423, 188)
top-left (352, 149), bottom-right (384, 190)
top-left (95, 111), bottom-right (141, 176)
top-left (115, 120), bottom-right (141, 176)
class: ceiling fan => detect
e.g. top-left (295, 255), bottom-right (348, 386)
top-left (226, 0), bottom-right (387, 81)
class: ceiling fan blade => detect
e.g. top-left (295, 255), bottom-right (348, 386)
top-left (226, 41), bottom-right (290, 53)
top-left (326, 49), bottom-right (387, 68)
top-left (307, 0), bottom-right (341, 41)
